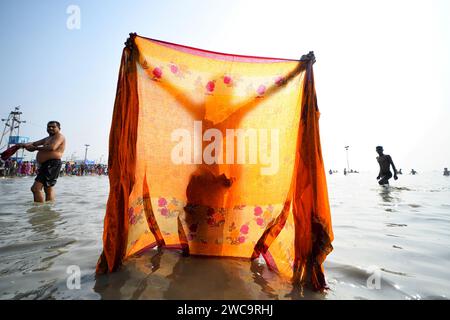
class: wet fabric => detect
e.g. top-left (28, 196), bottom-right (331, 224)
top-left (1, 145), bottom-right (20, 161)
top-left (35, 159), bottom-right (62, 187)
top-left (97, 34), bottom-right (333, 291)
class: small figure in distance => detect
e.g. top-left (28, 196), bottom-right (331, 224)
top-left (397, 168), bottom-right (403, 175)
top-left (443, 168), bottom-right (449, 176)
top-left (329, 169), bottom-right (333, 175)
top-left (343, 168), bottom-right (347, 176)
top-left (376, 146), bottom-right (398, 185)
top-left (410, 169), bottom-right (417, 175)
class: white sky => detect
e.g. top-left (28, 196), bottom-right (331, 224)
top-left (212, 0), bottom-right (450, 172)
top-left (1, 0), bottom-right (449, 171)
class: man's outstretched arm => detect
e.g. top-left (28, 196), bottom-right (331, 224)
top-left (17, 138), bottom-right (46, 150)
top-left (34, 136), bottom-right (64, 152)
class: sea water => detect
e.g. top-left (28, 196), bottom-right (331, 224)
top-left (0, 172), bottom-right (449, 299)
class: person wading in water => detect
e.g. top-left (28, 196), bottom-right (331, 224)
top-left (376, 146), bottom-right (398, 185)
top-left (18, 121), bottom-right (66, 202)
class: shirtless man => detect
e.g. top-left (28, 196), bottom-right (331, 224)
top-left (376, 146), bottom-right (398, 185)
top-left (18, 121), bottom-right (66, 202)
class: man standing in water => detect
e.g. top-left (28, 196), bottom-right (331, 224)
top-left (18, 121), bottom-right (66, 202)
top-left (376, 146), bottom-right (398, 185)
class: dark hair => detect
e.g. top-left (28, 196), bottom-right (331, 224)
top-left (47, 121), bottom-right (61, 128)
top-left (376, 146), bottom-right (383, 150)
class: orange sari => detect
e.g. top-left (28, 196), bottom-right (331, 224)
top-left (96, 34), bottom-right (333, 291)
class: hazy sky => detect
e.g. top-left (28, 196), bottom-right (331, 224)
top-left (0, 0), bottom-right (449, 171)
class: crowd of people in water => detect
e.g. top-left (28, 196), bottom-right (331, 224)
top-left (1, 159), bottom-right (448, 178)
top-left (329, 168), bottom-right (450, 176)
top-left (0, 159), bottom-right (108, 177)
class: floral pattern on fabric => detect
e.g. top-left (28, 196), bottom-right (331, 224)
top-left (126, 196), bottom-right (283, 253)
top-left (254, 204), bottom-right (275, 228)
top-left (157, 197), bottom-right (183, 218)
top-left (128, 206), bottom-right (143, 225)
top-left (226, 222), bottom-right (249, 245)
top-left (169, 62), bottom-right (191, 79)
top-left (138, 53), bottom-right (301, 102)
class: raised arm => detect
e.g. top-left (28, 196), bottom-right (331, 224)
top-left (220, 53), bottom-right (315, 127)
top-left (141, 65), bottom-right (204, 120)
top-left (216, 61), bottom-right (305, 127)
top-left (140, 52), bottom-right (309, 124)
